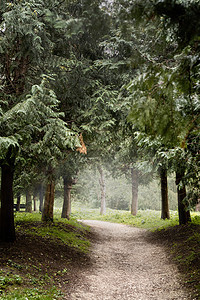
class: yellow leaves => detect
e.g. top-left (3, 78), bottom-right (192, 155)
top-left (76, 133), bottom-right (87, 155)
top-left (7, 2), bottom-right (14, 8)
top-left (32, 10), bottom-right (38, 16)
top-left (60, 66), bottom-right (67, 70)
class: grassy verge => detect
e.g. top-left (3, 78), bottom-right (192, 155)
top-left (69, 203), bottom-right (199, 230)
top-left (150, 221), bottom-right (200, 299)
top-left (171, 223), bottom-right (200, 298)
top-left (0, 284), bottom-right (62, 300)
top-left (0, 213), bottom-right (91, 299)
top-left (15, 213), bottom-right (90, 254)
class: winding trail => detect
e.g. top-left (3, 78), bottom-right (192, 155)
top-left (66, 220), bottom-right (191, 300)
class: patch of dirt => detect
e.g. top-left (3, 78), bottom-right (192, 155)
top-left (65, 221), bottom-right (198, 300)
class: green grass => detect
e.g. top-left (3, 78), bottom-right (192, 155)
top-left (25, 225), bottom-right (90, 253)
top-left (69, 203), bottom-right (200, 231)
top-left (0, 286), bottom-right (63, 300)
top-left (0, 268), bottom-right (63, 300)
top-left (15, 212), bottom-right (90, 253)
top-left (0, 212), bottom-right (92, 299)
top-left (0, 274), bottom-right (23, 293)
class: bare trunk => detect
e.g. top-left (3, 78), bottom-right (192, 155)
top-left (42, 180), bottom-right (55, 222)
top-left (160, 168), bottom-right (170, 219)
top-left (33, 189), bottom-right (37, 212)
top-left (16, 193), bottom-right (21, 212)
top-left (26, 190), bottom-right (32, 213)
top-left (131, 168), bottom-right (138, 216)
top-left (61, 177), bottom-right (72, 219)
top-left (39, 184), bottom-right (44, 212)
top-left (97, 165), bottom-right (106, 215)
top-left (0, 161), bottom-right (16, 242)
top-left (195, 200), bottom-right (200, 212)
top-left (176, 171), bottom-right (191, 225)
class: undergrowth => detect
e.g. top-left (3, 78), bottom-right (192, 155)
top-left (0, 213), bottom-right (91, 299)
top-left (0, 286), bottom-right (62, 300)
top-left (15, 212), bottom-right (90, 253)
top-left (171, 226), bottom-right (200, 298)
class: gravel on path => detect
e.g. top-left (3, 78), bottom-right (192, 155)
top-left (65, 220), bottom-right (193, 300)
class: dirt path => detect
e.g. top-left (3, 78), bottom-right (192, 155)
top-left (65, 220), bottom-right (192, 300)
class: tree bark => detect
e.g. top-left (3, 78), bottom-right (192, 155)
top-left (16, 193), bottom-right (21, 212)
top-left (131, 168), bottom-right (138, 216)
top-left (97, 165), bottom-right (106, 215)
top-left (61, 177), bottom-right (72, 219)
top-left (33, 189), bottom-right (37, 212)
top-left (0, 161), bottom-right (16, 242)
top-left (42, 180), bottom-right (55, 222)
top-left (195, 200), bottom-right (200, 212)
top-left (26, 190), bottom-right (32, 213)
top-left (39, 183), bottom-right (44, 213)
top-left (160, 168), bottom-right (170, 219)
top-left (176, 171), bottom-right (191, 225)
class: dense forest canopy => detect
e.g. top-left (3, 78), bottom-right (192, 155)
top-left (0, 0), bottom-right (199, 242)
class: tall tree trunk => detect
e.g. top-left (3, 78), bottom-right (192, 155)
top-left (16, 193), bottom-right (21, 212)
top-left (195, 200), bottom-right (200, 212)
top-left (0, 161), bottom-right (16, 242)
top-left (131, 168), bottom-right (138, 216)
top-left (39, 183), bottom-right (44, 213)
top-left (160, 168), bottom-right (170, 219)
top-left (33, 189), bottom-right (37, 212)
top-left (61, 177), bottom-right (72, 219)
top-left (97, 165), bottom-right (106, 215)
top-left (42, 179), bottom-right (55, 222)
top-left (176, 171), bottom-right (191, 225)
top-left (26, 190), bottom-right (32, 213)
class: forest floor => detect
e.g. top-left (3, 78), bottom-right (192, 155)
top-left (0, 217), bottom-right (199, 299)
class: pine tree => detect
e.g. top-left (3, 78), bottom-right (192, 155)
top-left (124, 0), bottom-right (200, 224)
top-left (0, 0), bottom-right (83, 240)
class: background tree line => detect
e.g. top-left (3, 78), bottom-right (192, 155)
top-left (0, 0), bottom-right (199, 242)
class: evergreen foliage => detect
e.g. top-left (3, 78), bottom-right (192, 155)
top-left (0, 0), bottom-right (199, 240)
top-left (122, 0), bottom-right (200, 212)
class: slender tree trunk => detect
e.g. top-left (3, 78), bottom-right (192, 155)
top-left (39, 184), bottom-right (44, 213)
top-left (33, 189), bottom-right (37, 212)
top-left (131, 168), bottom-right (138, 216)
top-left (160, 168), bottom-right (170, 219)
top-left (176, 171), bottom-right (191, 225)
top-left (0, 161), bottom-right (16, 242)
top-left (16, 193), bottom-right (21, 212)
top-left (61, 177), bottom-right (72, 219)
top-left (195, 200), bottom-right (200, 212)
top-left (26, 190), bottom-right (32, 213)
top-left (42, 179), bottom-right (55, 222)
top-left (97, 165), bottom-right (106, 215)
